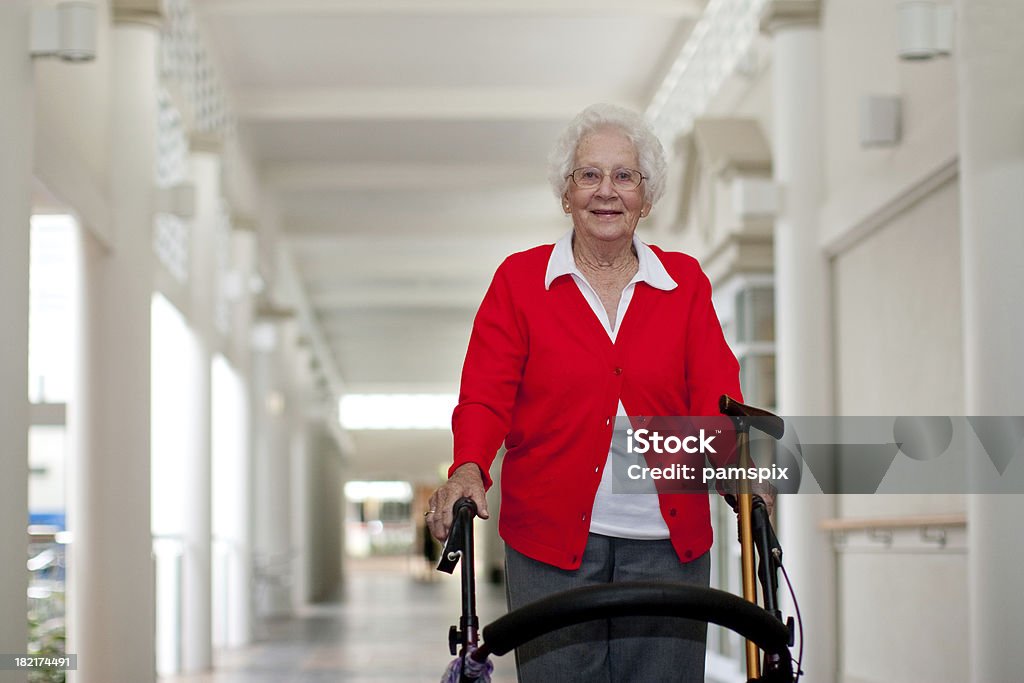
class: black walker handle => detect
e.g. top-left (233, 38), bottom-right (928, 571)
top-left (437, 497), bottom-right (480, 667)
top-left (437, 497), bottom-right (478, 574)
top-left (719, 394), bottom-right (785, 440)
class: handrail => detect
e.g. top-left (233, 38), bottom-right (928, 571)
top-left (819, 513), bottom-right (966, 531)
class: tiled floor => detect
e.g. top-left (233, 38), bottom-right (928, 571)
top-left (160, 555), bottom-right (517, 683)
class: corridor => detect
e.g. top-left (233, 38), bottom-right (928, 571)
top-left (161, 556), bottom-right (515, 683)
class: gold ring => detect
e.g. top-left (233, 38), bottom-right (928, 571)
top-left (424, 510), bottom-right (435, 517)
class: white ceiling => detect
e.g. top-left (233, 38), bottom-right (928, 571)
top-left (196, 0), bottom-right (703, 479)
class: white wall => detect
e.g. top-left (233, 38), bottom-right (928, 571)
top-left (822, 4), bottom-right (964, 682)
top-left (832, 179), bottom-right (967, 682)
top-left (824, 0), bottom-right (965, 525)
top-left (833, 179), bottom-right (964, 419)
top-left (668, 2), bottom-right (969, 681)
top-left (822, 0), bottom-right (956, 199)
top-left (839, 552), bottom-right (967, 683)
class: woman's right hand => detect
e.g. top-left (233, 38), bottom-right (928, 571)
top-left (426, 463), bottom-right (489, 541)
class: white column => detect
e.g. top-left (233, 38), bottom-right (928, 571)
top-left (291, 421), bottom-right (311, 608)
top-left (68, 13), bottom-right (161, 683)
top-left (956, 1), bottom-right (1024, 681)
top-left (211, 356), bottom-right (252, 648)
top-left (308, 427), bottom-right (343, 602)
top-left (229, 228), bottom-right (256, 645)
top-left (283, 335), bottom-right (306, 611)
top-left (180, 150), bottom-right (220, 672)
top-left (289, 344), bottom-right (319, 608)
top-left (251, 343), bottom-right (293, 617)
top-left (228, 226), bottom-right (257, 373)
top-left (761, 3), bottom-right (837, 682)
top-left (0, 3), bottom-right (33, 679)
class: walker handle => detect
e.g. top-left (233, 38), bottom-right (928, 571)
top-left (437, 497), bottom-right (480, 661)
top-left (436, 497), bottom-right (478, 575)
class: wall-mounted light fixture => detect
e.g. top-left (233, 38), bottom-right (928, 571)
top-left (860, 95), bottom-right (902, 147)
top-left (30, 1), bottom-right (97, 62)
top-left (898, 1), bottom-right (953, 60)
top-left (264, 390), bottom-right (285, 417)
top-left (250, 300), bottom-right (297, 352)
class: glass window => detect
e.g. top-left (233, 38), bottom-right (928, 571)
top-left (735, 286), bottom-right (775, 343)
top-left (28, 215), bottom-right (77, 404)
top-left (739, 352), bottom-right (776, 409)
top-left (28, 426), bottom-right (68, 530)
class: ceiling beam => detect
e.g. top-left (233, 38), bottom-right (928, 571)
top-left (286, 234), bottom-right (559, 279)
top-left (277, 243), bottom-right (348, 394)
top-left (199, 0), bottom-right (701, 18)
top-left (322, 307), bottom-right (472, 326)
top-left (280, 217), bottom-right (567, 242)
top-left (235, 87), bottom-right (638, 121)
top-left (295, 256), bottom-right (507, 281)
top-left (265, 162), bottom-right (545, 191)
top-left (311, 285), bottom-right (486, 310)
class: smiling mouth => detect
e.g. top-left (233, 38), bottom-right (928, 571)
top-left (590, 210), bottom-right (622, 216)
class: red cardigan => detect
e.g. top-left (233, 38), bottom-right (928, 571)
top-left (451, 243), bottom-right (742, 569)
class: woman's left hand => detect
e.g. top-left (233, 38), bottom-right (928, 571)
top-left (756, 487), bottom-right (776, 518)
top-left (723, 482), bottom-right (776, 518)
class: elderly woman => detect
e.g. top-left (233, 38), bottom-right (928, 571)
top-left (427, 103), bottom-right (743, 683)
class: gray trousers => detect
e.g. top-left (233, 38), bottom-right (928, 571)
top-left (505, 534), bottom-right (710, 683)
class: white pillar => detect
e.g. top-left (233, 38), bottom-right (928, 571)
top-left (228, 227), bottom-right (256, 645)
top-left (0, 3), bottom-right (33, 679)
top-left (180, 150), bottom-right (220, 672)
top-left (308, 427), bottom-right (343, 602)
top-left (211, 355), bottom-right (252, 648)
top-left (251, 343), bottom-right (293, 617)
top-left (761, 3), bottom-right (837, 682)
top-left (289, 343), bottom-right (319, 608)
top-left (955, 2), bottom-right (1024, 681)
top-left (68, 12), bottom-right (162, 683)
top-left (291, 422), bottom-right (311, 609)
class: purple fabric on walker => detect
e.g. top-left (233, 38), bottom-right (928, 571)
top-left (440, 645), bottom-right (494, 683)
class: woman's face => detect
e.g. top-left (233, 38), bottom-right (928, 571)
top-left (564, 126), bottom-right (652, 246)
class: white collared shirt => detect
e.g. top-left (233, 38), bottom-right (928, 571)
top-left (545, 230), bottom-right (678, 539)
top-left (545, 230), bottom-right (677, 338)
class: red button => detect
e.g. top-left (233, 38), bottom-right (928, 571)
top-left (613, 367), bottom-right (623, 375)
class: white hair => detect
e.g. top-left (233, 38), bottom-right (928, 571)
top-left (547, 103), bottom-right (667, 207)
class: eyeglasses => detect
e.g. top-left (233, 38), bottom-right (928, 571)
top-left (567, 167), bottom-right (646, 191)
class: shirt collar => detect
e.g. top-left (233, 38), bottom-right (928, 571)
top-left (544, 230), bottom-right (677, 291)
